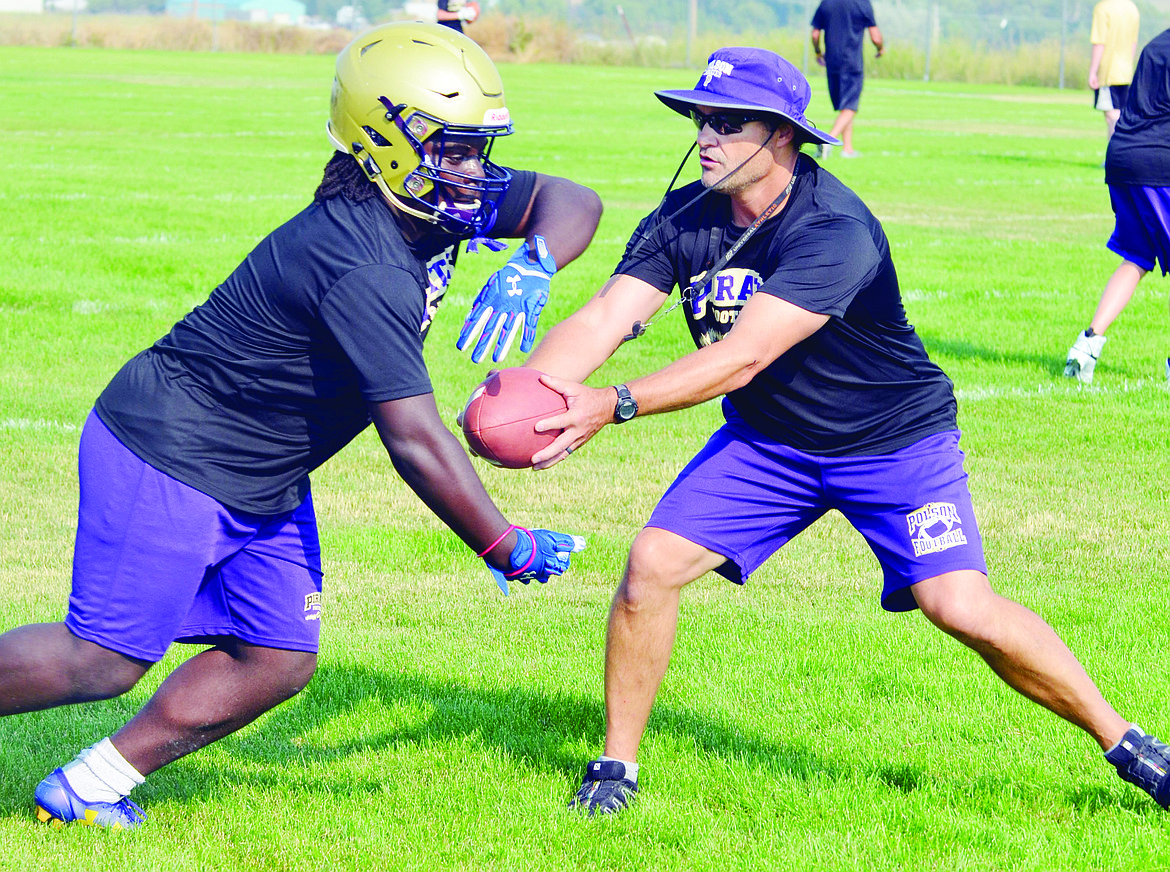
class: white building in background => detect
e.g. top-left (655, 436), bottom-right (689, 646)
top-left (401, 0), bottom-right (437, 22)
top-left (165, 0), bottom-right (305, 25)
top-left (240, 0), bottom-right (305, 24)
top-left (0, 0), bottom-right (46, 12)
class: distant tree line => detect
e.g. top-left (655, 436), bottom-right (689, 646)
top-left (73, 0), bottom-right (1167, 48)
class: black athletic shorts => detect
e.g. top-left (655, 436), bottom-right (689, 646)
top-left (827, 68), bottom-right (864, 112)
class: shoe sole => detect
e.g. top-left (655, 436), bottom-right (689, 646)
top-left (36, 803), bottom-right (115, 829)
top-left (1063, 360), bottom-right (1094, 383)
top-left (35, 805), bottom-right (67, 829)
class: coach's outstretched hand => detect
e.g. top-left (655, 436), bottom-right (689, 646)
top-left (457, 236), bottom-right (557, 364)
top-left (487, 525), bottom-right (586, 595)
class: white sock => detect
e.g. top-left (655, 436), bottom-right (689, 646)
top-left (1105, 724), bottom-right (1143, 756)
top-left (600, 755), bottom-right (638, 783)
top-left (60, 738), bottom-right (145, 804)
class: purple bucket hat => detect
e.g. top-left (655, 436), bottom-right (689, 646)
top-left (655, 47), bottom-right (840, 146)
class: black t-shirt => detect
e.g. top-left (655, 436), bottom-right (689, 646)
top-left (811, 0), bottom-right (877, 74)
top-left (1106, 29), bottom-right (1170, 186)
top-left (96, 170), bottom-right (536, 515)
top-left (616, 157), bottom-right (956, 456)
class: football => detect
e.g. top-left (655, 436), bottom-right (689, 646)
top-left (461, 367), bottom-right (566, 469)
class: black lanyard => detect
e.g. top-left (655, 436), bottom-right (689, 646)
top-left (624, 156), bottom-right (800, 342)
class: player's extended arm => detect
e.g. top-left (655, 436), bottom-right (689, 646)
top-left (370, 393), bottom-right (517, 568)
top-left (370, 394), bottom-right (585, 589)
top-left (513, 173), bottom-right (602, 270)
top-left (530, 291), bottom-right (829, 468)
top-left (457, 174), bottom-right (602, 363)
top-left (869, 25), bottom-right (884, 57)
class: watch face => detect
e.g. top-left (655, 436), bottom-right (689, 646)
top-left (615, 385), bottom-right (637, 422)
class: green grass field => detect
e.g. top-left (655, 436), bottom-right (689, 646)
top-left (2, 45), bottom-right (1169, 871)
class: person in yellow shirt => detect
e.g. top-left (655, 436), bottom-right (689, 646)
top-left (1089, 0), bottom-right (1140, 141)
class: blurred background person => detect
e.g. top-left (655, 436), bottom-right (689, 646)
top-left (810, 0), bottom-right (883, 159)
top-left (437, 0), bottom-right (479, 34)
top-left (1088, 0), bottom-right (1140, 144)
top-left (1066, 28), bottom-right (1170, 384)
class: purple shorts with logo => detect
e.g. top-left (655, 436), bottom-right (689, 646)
top-left (67, 411), bottom-right (323, 662)
top-left (646, 405), bottom-right (986, 612)
top-left (1107, 183), bottom-right (1170, 277)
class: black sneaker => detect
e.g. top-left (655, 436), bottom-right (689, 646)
top-left (1105, 727), bottom-right (1170, 808)
top-left (568, 759), bottom-right (637, 816)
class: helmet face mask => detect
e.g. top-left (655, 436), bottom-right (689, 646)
top-left (328, 23), bottom-right (514, 236)
top-left (391, 104), bottom-right (512, 235)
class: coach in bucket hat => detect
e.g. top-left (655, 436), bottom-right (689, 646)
top-left (656, 47), bottom-right (840, 146)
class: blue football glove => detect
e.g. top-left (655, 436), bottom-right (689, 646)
top-left (457, 235), bottom-right (557, 364)
top-left (487, 526), bottom-right (586, 595)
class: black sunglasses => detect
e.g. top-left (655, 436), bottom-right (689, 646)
top-left (688, 108), bottom-right (767, 135)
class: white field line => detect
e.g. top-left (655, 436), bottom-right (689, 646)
top-left (0, 418), bottom-right (80, 432)
top-left (956, 379), bottom-right (1167, 401)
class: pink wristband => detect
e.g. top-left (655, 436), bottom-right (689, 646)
top-left (504, 527), bottom-right (538, 578)
top-left (477, 524), bottom-right (518, 558)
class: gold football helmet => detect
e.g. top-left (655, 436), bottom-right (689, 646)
top-left (328, 22), bottom-right (513, 235)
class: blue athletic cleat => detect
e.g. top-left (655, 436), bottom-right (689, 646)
top-left (1105, 727), bottom-right (1170, 809)
top-left (34, 768), bottom-right (147, 830)
top-left (569, 759), bottom-right (638, 816)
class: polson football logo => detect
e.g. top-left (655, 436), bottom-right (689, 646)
top-left (702, 59), bottom-right (734, 86)
top-left (303, 592), bottom-right (323, 621)
top-left (906, 502), bottom-right (968, 557)
top-left (686, 267), bottom-right (763, 344)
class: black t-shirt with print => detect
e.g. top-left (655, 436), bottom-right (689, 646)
top-left (616, 157), bottom-right (956, 456)
top-left (96, 170), bottom-right (535, 515)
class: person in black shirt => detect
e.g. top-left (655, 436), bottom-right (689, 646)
top-left (519, 47), bottom-right (1170, 815)
top-left (1065, 28), bottom-right (1170, 384)
top-left (0, 23), bottom-right (599, 829)
top-left (810, 0), bottom-right (883, 158)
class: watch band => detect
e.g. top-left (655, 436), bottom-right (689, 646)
top-left (613, 384), bottom-right (638, 424)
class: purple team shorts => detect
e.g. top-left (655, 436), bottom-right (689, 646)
top-left (1107, 183), bottom-right (1170, 277)
top-left (646, 404), bottom-right (987, 612)
top-left (66, 411), bottom-right (324, 662)
top-left (826, 69), bottom-right (864, 113)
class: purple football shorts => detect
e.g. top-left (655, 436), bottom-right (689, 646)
top-left (646, 405), bottom-right (987, 612)
top-left (1107, 183), bottom-right (1170, 277)
top-left (66, 411), bottom-right (323, 662)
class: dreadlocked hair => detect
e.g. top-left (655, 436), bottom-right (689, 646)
top-left (314, 151), bottom-right (381, 203)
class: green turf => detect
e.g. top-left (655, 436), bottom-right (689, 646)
top-left (1, 45), bottom-right (1169, 871)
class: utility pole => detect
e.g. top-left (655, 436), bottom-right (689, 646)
top-left (1059, 0), bottom-right (1068, 88)
top-left (686, 0), bottom-right (697, 66)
